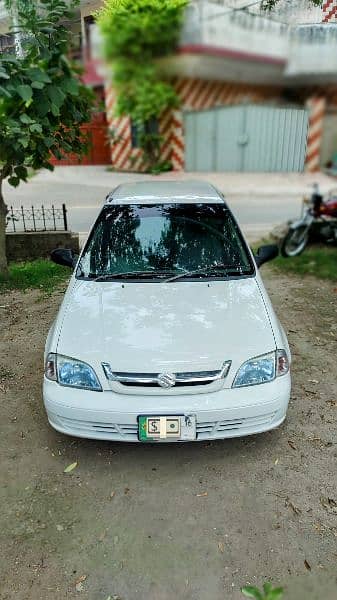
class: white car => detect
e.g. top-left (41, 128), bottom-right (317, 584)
top-left (44, 181), bottom-right (291, 443)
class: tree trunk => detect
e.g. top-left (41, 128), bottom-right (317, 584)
top-left (0, 176), bottom-right (8, 277)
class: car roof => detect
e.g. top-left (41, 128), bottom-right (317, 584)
top-left (105, 180), bottom-right (225, 205)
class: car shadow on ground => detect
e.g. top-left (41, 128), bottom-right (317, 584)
top-left (47, 422), bottom-right (284, 470)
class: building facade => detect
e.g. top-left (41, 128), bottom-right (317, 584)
top-left (101, 1), bottom-right (337, 173)
top-left (1, 0), bottom-right (337, 172)
top-left (0, 0), bottom-right (112, 166)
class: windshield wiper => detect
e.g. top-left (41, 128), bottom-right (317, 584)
top-left (90, 270), bottom-right (177, 282)
top-left (165, 264), bottom-right (249, 283)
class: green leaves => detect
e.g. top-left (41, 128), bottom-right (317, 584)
top-left (43, 136), bottom-right (55, 149)
top-left (64, 461), bottom-right (78, 473)
top-left (8, 176), bottom-right (21, 187)
top-left (61, 78), bottom-right (79, 95)
top-left (29, 123), bottom-right (43, 133)
top-left (242, 587), bottom-right (264, 600)
top-left (47, 85), bottom-right (66, 108)
top-left (51, 104), bottom-right (60, 116)
top-left (31, 81), bottom-right (46, 90)
top-left (241, 583), bottom-right (284, 600)
top-left (14, 165), bottom-right (28, 181)
top-left (267, 590), bottom-right (284, 600)
top-left (97, 0), bottom-right (186, 171)
top-left (26, 68), bottom-right (52, 84)
top-left (0, 0), bottom-right (94, 209)
top-left (19, 137), bottom-right (29, 149)
top-left (97, 0), bottom-right (188, 61)
top-left (0, 85), bottom-right (12, 98)
top-left (19, 114), bottom-right (33, 124)
top-left (16, 85), bottom-right (33, 102)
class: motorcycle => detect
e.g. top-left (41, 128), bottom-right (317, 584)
top-left (280, 184), bottom-right (337, 257)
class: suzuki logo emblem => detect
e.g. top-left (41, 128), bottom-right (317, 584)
top-left (157, 372), bottom-right (176, 389)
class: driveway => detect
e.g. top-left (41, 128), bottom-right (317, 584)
top-left (4, 168), bottom-right (336, 244)
top-left (1, 269), bottom-right (337, 599)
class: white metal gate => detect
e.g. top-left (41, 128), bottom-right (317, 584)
top-left (184, 104), bottom-right (309, 172)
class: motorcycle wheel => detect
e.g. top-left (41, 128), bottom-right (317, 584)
top-left (280, 226), bottom-right (309, 257)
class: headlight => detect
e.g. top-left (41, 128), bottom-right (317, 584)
top-left (45, 353), bottom-right (102, 391)
top-left (232, 350), bottom-right (289, 388)
top-left (276, 349), bottom-right (290, 377)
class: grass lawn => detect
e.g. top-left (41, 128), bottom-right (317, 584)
top-left (271, 244), bottom-right (337, 282)
top-left (1, 245), bottom-right (336, 296)
top-left (0, 259), bottom-right (70, 294)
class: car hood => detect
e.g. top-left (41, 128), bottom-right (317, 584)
top-left (56, 278), bottom-right (276, 375)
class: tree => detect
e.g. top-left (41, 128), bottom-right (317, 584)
top-left (96, 0), bottom-right (187, 171)
top-left (261, 0), bottom-right (321, 9)
top-left (0, 0), bottom-right (94, 276)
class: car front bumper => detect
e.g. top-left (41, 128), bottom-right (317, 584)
top-left (43, 374), bottom-right (291, 442)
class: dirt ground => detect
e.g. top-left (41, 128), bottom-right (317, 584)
top-left (0, 269), bottom-right (337, 600)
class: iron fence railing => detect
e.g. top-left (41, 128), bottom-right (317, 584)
top-left (6, 204), bottom-right (68, 232)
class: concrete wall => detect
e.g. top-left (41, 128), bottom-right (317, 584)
top-left (202, 0), bottom-right (322, 24)
top-left (265, 0), bottom-right (322, 24)
top-left (0, 0), bottom-right (9, 30)
top-left (6, 231), bottom-right (80, 262)
top-left (183, 2), bottom-right (288, 62)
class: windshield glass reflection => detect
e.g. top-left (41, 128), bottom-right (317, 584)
top-left (79, 203), bottom-right (253, 279)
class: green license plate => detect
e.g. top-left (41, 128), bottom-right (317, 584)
top-left (138, 415), bottom-right (196, 442)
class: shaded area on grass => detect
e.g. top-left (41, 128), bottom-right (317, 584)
top-left (253, 241), bottom-right (337, 282)
top-left (0, 259), bottom-right (70, 294)
top-left (273, 245), bottom-right (337, 282)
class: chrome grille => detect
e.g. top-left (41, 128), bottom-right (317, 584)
top-left (196, 411), bottom-right (277, 438)
top-left (54, 411), bottom-right (277, 441)
top-left (102, 361), bottom-right (231, 388)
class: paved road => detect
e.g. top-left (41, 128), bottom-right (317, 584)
top-left (4, 167), bottom-right (336, 243)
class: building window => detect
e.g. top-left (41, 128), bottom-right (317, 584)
top-left (131, 121), bottom-right (140, 148)
top-left (84, 15), bottom-right (95, 60)
top-left (131, 117), bottom-right (159, 148)
top-left (0, 33), bottom-right (15, 55)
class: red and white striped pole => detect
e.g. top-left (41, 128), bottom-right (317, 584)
top-left (104, 81), bottom-right (115, 164)
top-left (322, 0), bottom-right (337, 22)
top-left (304, 2), bottom-right (333, 172)
top-left (305, 97), bottom-right (326, 173)
top-left (104, 80), bottom-right (134, 171)
top-left (171, 109), bottom-right (185, 171)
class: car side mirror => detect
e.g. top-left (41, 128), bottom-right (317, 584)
top-left (254, 244), bottom-right (279, 268)
top-left (50, 248), bottom-right (78, 268)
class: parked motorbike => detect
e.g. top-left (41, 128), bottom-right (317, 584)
top-left (280, 184), bottom-right (337, 257)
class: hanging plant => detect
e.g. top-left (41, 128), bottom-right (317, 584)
top-left (96, 0), bottom-right (188, 171)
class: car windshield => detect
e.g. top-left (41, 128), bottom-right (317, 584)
top-left (78, 203), bottom-right (254, 280)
